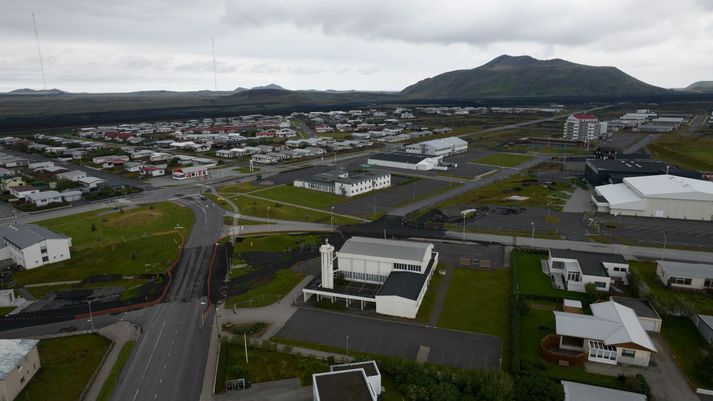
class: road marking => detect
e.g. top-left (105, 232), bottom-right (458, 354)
top-left (132, 318), bottom-right (168, 401)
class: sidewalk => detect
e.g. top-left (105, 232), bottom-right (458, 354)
top-left (83, 321), bottom-right (140, 401)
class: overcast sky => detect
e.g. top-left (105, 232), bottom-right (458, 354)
top-left (1, 0), bottom-right (712, 93)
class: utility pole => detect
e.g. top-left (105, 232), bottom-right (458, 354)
top-left (661, 232), bottom-right (667, 262)
top-left (87, 300), bottom-right (95, 331)
top-left (244, 333), bottom-right (249, 364)
top-left (530, 222), bottom-right (535, 249)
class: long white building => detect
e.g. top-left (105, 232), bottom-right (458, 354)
top-left (404, 137), bottom-right (468, 157)
top-left (0, 225), bottom-right (72, 269)
top-left (593, 174), bottom-right (713, 220)
top-left (303, 237), bottom-right (438, 319)
top-left (293, 171), bottom-right (391, 197)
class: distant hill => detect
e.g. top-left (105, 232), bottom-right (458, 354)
top-left (9, 88), bottom-right (68, 95)
top-left (685, 81), bottom-right (713, 93)
top-left (401, 55), bottom-right (666, 98)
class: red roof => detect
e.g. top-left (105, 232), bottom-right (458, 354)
top-left (572, 113), bottom-right (598, 120)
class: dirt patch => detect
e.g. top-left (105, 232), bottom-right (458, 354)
top-left (103, 210), bottom-right (163, 229)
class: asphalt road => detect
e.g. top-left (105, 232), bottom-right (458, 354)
top-left (110, 196), bottom-right (224, 401)
top-left (278, 308), bottom-right (502, 370)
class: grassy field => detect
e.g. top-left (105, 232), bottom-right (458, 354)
top-left (229, 194), bottom-right (361, 224)
top-left (471, 153), bottom-right (535, 167)
top-left (234, 234), bottom-right (322, 254)
top-left (660, 317), bottom-right (713, 389)
top-left (499, 143), bottom-right (590, 155)
top-left (648, 132), bottom-right (713, 171)
top-left (216, 342), bottom-right (329, 390)
top-left (97, 341), bottom-right (136, 401)
top-left (514, 251), bottom-right (589, 301)
top-left (438, 268), bottom-right (510, 338)
top-left (25, 278), bottom-right (151, 299)
top-left (414, 268), bottom-right (445, 323)
top-left (0, 306), bottom-right (16, 315)
top-left (216, 181), bottom-right (264, 194)
top-left (18, 334), bottom-right (112, 401)
top-left (631, 261), bottom-right (713, 315)
top-left (225, 269), bottom-right (305, 308)
top-left (254, 185), bottom-right (348, 210)
top-left (440, 173), bottom-right (573, 211)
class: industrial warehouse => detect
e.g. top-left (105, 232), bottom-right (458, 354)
top-left (302, 237), bottom-right (438, 319)
top-left (592, 174), bottom-right (713, 220)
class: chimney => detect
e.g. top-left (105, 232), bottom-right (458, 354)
top-left (320, 239), bottom-right (335, 289)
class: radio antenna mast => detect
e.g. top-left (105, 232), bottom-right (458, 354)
top-left (31, 13), bottom-right (48, 95)
top-left (211, 36), bottom-right (217, 91)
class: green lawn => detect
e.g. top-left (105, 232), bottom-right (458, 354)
top-left (631, 261), bottom-right (713, 315)
top-left (0, 306), bottom-right (16, 315)
top-left (216, 342), bottom-right (329, 390)
top-left (255, 185), bottom-right (348, 210)
top-left (439, 173), bottom-right (573, 211)
top-left (471, 153), bottom-right (535, 167)
top-left (661, 316), bottom-right (713, 389)
top-left (14, 234), bottom-right (183, 285)
top-left (25, 278), bottom-right (152, 299)
top-left (97, 341), bottom-right (136, 401)
top-left (514, 251), bottom-right (589, 301)
top-left (415, 269), bottom-right (445, 323)
top-left (216, 181), bottom-right (263, 194)
top-left (18, 334), bottom-right (112, 401)
top-left (438, 268), bottom-right (510, 343)
top-left (229, 194), bottom-right (361, 224)
top-left (37, 202), bottom-right (194, 251)
top-left (234, 234), bottom-right (322, 254)
top-left (225, 269), bottom-right (305, 308)
top-left (648, 132), bottom-right (713, 171)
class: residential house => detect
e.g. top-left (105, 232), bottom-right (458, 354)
top-left (60, 190), bottom-right (83, 202)
top-left (10, 185), bottom-right (39, 199)
top-left (25, 191), bottom-right (64, 207)
top-left (554, 301), bottom-right (657, 366)
top-left (546, 250), bottom-right (629, 293)
top-left (694, 314), bottom-right (713, 343)
top-left (56, 170), bottom-right (87, 182)
top-left (251, 154), bottom-right (279, 164)
top-left (0, 224), bottom-right (72, 269)
top-left (0, 168), bottom-right (15, 178)
top-left (0, 176), bottom-right (25, 192)
top-left (656, 260), bottom-right (713, 291)
top-left (561, 381), bottom-right (646, 401)
top-left (78, 176), bottom-right (106, 191)
top-left (140, 166), bottom-right (165, 177)
top-left (0, 339), bottom-right (41, 401)
top-left (124, 161), bottom-right (145, 173)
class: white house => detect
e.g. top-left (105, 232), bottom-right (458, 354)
top-left (0, 339), bottom-right (41, 401)
top-left (554, 301), bottom-right (657, 367)
top-left (303, 237), bottom-right (438, 319)
top-left (9, 186), bottom-right (39, 199)
top-left (546, 250), bottom-right (629, 293)
top-left (56, 170), bottom-right (87, 182)
top-left (25, 191), bottom-right (64, 207)
top-left (593, 174), bottom-right (713, 221)
top-left (404, 137), bottom-right (468, 157)
top-left (656, 260), bottom-right (713, 291)
top-left (78, 176), bottom-right (106, 190)
top-left (562, 381), bottom-right (646, 401)
top-left (140, 166), bottom-right (165, 177)
top-left (293, 171), bottom-right (391, 197)
top-left (312, 368), bottom-right (377, 401)
top-left (60, 190), bottom-right (83, 203)
top-left (0, 224), bottom-right (72, 269)
top-left (172, 165), bottom-right (208, 180)
top-left (251, 154), bottom-right (279, 164)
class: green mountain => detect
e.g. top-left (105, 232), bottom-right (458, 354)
top-left (401, 55), bottom-right (666, 98)
top-left (685, 81), bottom-right (713, 93)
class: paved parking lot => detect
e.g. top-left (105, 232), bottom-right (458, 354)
top-left (277, 308), bottom-right (502, 370)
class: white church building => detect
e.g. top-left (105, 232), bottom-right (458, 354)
top-left (302, 236), bottom-right (438, 319)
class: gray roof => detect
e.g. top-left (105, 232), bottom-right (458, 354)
top-left (331, 361), bottom-right (379, 377)
top-left (26, 190), bottom-right (62, 201)
top-left (658, 260), bottom-right (713, 280)
top-left (377, 271), bottom-right (428, 301)
top-left (339, 237), bottom-right (431, 263)
top-left (0, 224), bottom-right (69, 249)
top-left (0, 339), bottom-right (39, 379)
top-left (610, 297), bottom-right (660, 320)
top-left (698, 314), bottom-right (713, 329)
top-left (550, 249), bottom-right (627, 277)
top-left (562, 380), bottom-right (646, 401)
top-left (367, 152), bottom-right (437, 164)
top-left (314, 369), bottom-right (374, 401)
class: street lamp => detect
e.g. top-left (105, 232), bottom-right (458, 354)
top-left (330, 206), bottom-right (335, 231)
top-left (267, 206), bottom-right (270, 231)
top-left (530, 222), bottom-right (535, 249)
top-left (87, 300), bottom-right (95, 331)
top-left (463, 213), bottom-right (466, 242)
top-left (346, 335), bottom-right (349, 358)
top-left (661, 232), bottom-right (667, 262)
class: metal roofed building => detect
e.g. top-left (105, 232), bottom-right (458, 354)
top-left (546, 250), bottom-right (629, 293)
top-left (554, 301), bottom-right (657, 367)
top-left (404, 137), bottom-right (468, 157)
top-left (0, 224), bottom-right (72, 269)
top-left (562, 380), bottom-right (646, 401)
top-left (366, 152), bottom-right (444, 171)
top-left (584, 158), bottom-right (701, 186)
top-left (610, 296), bottom-right (662, 333)
top-left (293, 170), bottom-right (391, 197)
top-left (593, 174), bottom-right (713, 220)
top-left (312, 368), bottom-right (377, 401)
top-left (656, 260), bottom-right (713, 291)
top-left (303, 237), bottom-right (439, 319)
top-left (0, 339), bottom-right (41, 401)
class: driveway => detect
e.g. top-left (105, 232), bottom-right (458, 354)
top-left (563, 188), bottom-right (595, 213)
top-left (585, 334), bottom-right (698, 401)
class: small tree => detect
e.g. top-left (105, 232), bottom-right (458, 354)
top-left (697, 352), bottom-right (713, 384)
top-left (91, 223), bottom-right (97, 232)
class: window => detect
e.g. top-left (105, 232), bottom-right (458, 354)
top-left (705, 279), bottom-right (713, 288)
top-left (595, 281), bottom-right (607, 288)
top-left (671, 276), bottom-right (693, 286)
top-left (621, 349), bottom-right (636, 358)
top-left (552, 261), bottom-right (565, 270)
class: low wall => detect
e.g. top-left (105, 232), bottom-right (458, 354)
top-left (540, 334), bottom-right (587, 366)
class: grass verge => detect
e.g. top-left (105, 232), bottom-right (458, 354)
top-left (225, 269), bottom-right (304, 308)
top-left (97, 341), bottom-right (136, 401)
top-left (471, 153), bottom-right (535, 167)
